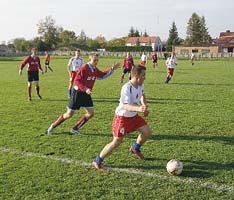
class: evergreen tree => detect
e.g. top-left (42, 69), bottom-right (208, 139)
top-left (200, 16), bottom-right (212, 45)
top-left (185, 13), bottom-right (212, 45)
top-left (166, 21), bottom-right (181, 51)
top-left (128, 27), bottom-right (135, 37)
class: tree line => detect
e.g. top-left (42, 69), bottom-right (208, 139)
top-left (0, 13), bottom-right (212, 52)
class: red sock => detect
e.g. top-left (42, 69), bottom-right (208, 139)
top-left (72, 116), bottom-right (88, 130)
top-left (53, 115), bottom-right (65, 128)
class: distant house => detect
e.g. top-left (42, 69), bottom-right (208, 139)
top-left (217, 30), bottom-right (234, 53)
top-left (125, 36), bottom-right (163, 51)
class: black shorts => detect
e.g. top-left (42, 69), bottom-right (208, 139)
top-left (68, 89), bottom-right (93, 111)
top-left (45, 61), bottom-right (50, 65)
top-left (123, 68), bottom-right (131, 74)
top-left (28, 71), bottom-right (39, 82)
top-left (153, 60), bottom-right (157, 63)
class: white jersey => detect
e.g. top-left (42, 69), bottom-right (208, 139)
top-left (166, 57), bottom-right (178, 69)
top-left (68, 57), bottom-right (83, 72)
top-left (141, 54), bottom-right (147, 62)
top-left (115, 81), bottom-right (144, 117)
top-left (191, 53), bottom-right (195, 59)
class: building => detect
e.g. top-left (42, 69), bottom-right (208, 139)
top-left (217, 30), bottom-right (234, 53)
top-left (125, 36), bottom-right (163, 51)
top-left (174, 46), bottom-right (218, 57)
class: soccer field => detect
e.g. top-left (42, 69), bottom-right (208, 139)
top-left (0, 56), bottom-right (234, 199)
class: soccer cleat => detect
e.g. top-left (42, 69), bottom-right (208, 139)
top-left (38, 95), bottom-right (42, 99)
top-left (70, 128), bottom-right (80, 135)
top-left (28, 97), bottom-right (32, 101)
top-left (47, 125), bottom-right (54, 135)
top-left (91, 161), bottom-right (107, 172)
top-left (129, 147), bottom-right (145, 160)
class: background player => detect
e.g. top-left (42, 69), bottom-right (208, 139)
top-left (44, 51), bottom-right (53, 72)
top-left (151, 51), bottom-right (158, 68)
top-left (92, 64), bottom-right (152, 171)
top-left (19, 48), bottom-right (44, 101)
top-left (165, 52), bottom-right (178, 83)
top-left (190, 52), bottom-right (195, 65)
top-left (120, 52), bottom-right (134, 83)
top-left (67, 49), bottom-right (83, 98)
top-left (140, 51), bottom-right (147, 66)
top-left (47, 52), bottom-right (120, 135)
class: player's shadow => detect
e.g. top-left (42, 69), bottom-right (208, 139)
top-left (149, 134), bottom-right (234, 145)
top-left (180, 159), bottom-right (234, 178)
top-left (146, 97), bottom-right (214, 104)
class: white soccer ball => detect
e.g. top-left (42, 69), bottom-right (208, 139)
top-left (166, 159), bottom-right (183, 175)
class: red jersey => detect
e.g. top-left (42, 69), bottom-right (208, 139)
top-left (123, 57), bottom-right (134, 70)
top-left (152, 54), bottom-right (157, 62)
top-left (20, 55), bottom-right (42, 72)
top-left (74, 63), bottom-right (114, 92)
top-left (45, 54), bottom-right (50, 61)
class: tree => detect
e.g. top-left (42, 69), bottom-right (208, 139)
top-left (128, 27), bottom-right (135, 37)
top-left (200, 16), bottom-right (212, 45)
top-left (166, 21), bottom-right (182, 51)
top-left (77, 30), bottom-right (87, 46)
top-left (95, 35), bottom-right (107, 49)
top-left (143, 30), bottom-right (149, 37)
top-left (13, 38), bottom-right (30, 52)
top-left (59, 30), bottom-right (77, 47)
top-left (106, 37), bottom-right (128, 47)
top-left (37, 16), bottom-right (61, 50)
top-left (128, 27), bottom-right (140, 37)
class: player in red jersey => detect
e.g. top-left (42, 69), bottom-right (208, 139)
top-left (44, 51), bottom-right (53, 72)
top-left (19, 48), bottom-right (44, 101)
top-left (92, 65), bottom-right (152, 171)
top-left (120, 52), bottom-right (134, 83)
top-left (151, 51), bottom-right (158, 68)
top-left (47, 52), bottom-right (120, 135)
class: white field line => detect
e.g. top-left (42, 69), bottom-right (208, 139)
top-left (1, 147), bottom-right (233, 194)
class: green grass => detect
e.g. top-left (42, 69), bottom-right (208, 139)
top-left (0, 56), bottom-right (234, 200)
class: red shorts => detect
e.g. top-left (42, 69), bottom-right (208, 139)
top-left (112, 114), bottom-right (147, 137)
top-left (167, 68), bottom-right (174, 76)
top-left (70, 71), bottom-right (77, 83)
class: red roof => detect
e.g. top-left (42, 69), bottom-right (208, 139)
top-left (217, 35), bottom-right (234, 47)
top-left (126, 37), bottom-right (160, 44)
top-left (219, 32), bottom-right (234, 37)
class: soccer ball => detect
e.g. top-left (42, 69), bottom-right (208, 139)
top-left (166, 159), bottom-right (183, 175)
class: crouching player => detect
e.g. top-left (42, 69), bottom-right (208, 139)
top-left (92, 64), bottom-right (152, 171)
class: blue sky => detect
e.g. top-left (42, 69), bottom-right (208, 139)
top-left (0, 0), bottom-right (233, 43)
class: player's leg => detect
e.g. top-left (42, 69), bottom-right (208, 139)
top-left (68, 72), bottom-right (75, 98)
top-left (71, 107), bottom-right (94, 133)
top-left (34, 81), bottom-right (42, 99)
top-left (130, 125), bottom-right (152, 160)
top-left (47, 110), bottom-right (75, 134)
top-left (48, 63), bottom-right (53, 72)
top-left (27, 82), bottom-right (32, 101)
top-left (92, 136), bottom-right (124, 171)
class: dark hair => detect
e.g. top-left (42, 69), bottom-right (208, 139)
top-left (131, 64), bottom-right (146, 77)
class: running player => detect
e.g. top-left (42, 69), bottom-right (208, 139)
top-left (47, 52), bottom-right (120, 135)
top-left (44, 51), bottom-right (53, 72)
top-left (120, 52), bottom-right (134, 83)
top-left (92, 64), bottom-right (152, 171)
top-left (165, 52), bottom-right (178, 83)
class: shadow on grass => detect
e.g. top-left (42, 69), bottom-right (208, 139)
top-left (151, 82), bottom-right (234, 86)
top-left (147, 97), bottom-right (214, 103)
top-left (149, 134), bottom-right (234, 145)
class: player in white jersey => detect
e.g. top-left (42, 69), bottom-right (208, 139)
top-left (165, 52), bottom-right (178, 83)
top-left (67, 49), bottom-right (83, 97)
top-left (92, 64), bottom-right (152, 171)
top-left (140, 51), bottom-right (147, 66)
top-left (190, 52), bottom-right (195, 65)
